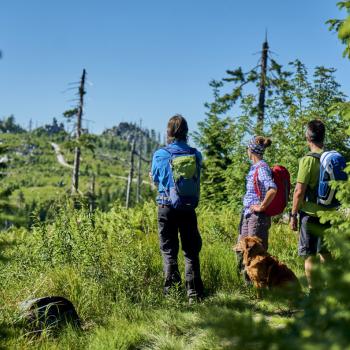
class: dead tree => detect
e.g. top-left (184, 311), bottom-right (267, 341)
top-left (88, 173), bottom-right (96, 214)
top-left (125, 136), bottom-right (136, 209)
top-left (257, 37), bottom-right (269, 133)
top-left (222, 35), bottom-right (283, 134)
top-left (125, 124), bottom-right (154, 208)
top-left (71, 69), bottom-right (86, 195)
top-left (136, 120), bottom-right (143, 203)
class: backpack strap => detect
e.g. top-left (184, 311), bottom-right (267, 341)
top-left (253, 163), bottom-right (269, 200)
top-left (305, 152), bottom-right (322, 203)
top-left (307, 152), bottom-right (321, 160)
top-left (253, 167), bottom-right (262, 200)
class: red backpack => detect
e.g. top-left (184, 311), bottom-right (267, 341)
top-left (254, 165), bottom-right (291, 217)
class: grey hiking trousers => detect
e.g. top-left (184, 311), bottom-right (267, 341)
top-left (236, 211), bottom-right (271, 279)
top-left (238, 212), bottom-right (271, 250)
top-left (158, 206), bottom-right (204, 298)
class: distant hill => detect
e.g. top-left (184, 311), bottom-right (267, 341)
top-left (0, 119), bottom-right (160, 229)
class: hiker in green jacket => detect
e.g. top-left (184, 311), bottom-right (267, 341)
top-left (290, 120), bottom-right (332, 291)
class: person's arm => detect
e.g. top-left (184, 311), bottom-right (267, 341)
top-left (290, 156), bottom-right (311, 231)
top-left (250, 165), bottom-right (277, 212)
top-left (251, 188), bottom-right (277, 212)
top-left (290, 182), bottom-right (307, 231)
top-left (150, 152), bottom-right (160, 188)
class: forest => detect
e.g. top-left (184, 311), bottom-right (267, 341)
top-left (1, 1), bottom-right (350, 349)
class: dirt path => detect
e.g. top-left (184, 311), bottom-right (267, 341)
top-left (50, 142), bottom-right (73, 169)
top-left (51, 143), bottom-right (153, 187)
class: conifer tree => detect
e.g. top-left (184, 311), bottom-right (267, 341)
top-left (195, 50), bottom-right (349, 207)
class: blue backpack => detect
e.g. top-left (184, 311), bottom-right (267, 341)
top-left (163, 146), bottom-right (201, 210)
top-left (309, 151), bottom-right (347, 208)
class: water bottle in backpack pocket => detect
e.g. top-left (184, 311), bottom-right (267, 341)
top-left (164, 146), bottom-right (200, 210)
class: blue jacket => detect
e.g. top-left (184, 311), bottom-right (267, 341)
top-left (151, 141), bottom-right (202, 205)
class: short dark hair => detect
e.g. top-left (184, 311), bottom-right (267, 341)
top-left (306, 119), bottom-right (325, 144)
top-left (167, 114), bottom-right (188, 144)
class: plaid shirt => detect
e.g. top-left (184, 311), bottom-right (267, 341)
top-left (243, 160), bottom-right (277, 216)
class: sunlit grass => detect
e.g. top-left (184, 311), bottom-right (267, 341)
top-left (0, 202), bottom-right (309, 349)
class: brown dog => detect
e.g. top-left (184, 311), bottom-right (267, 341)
top-left (234, 236), bottom-right (301, 296)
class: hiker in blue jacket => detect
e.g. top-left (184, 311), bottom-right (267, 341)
top-left (151, 115), bottom-right (204, 302)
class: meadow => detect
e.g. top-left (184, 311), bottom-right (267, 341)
top-left (1, 201), bottom-right (310, 349)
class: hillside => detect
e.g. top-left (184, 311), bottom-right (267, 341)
top-left (0, 121), bottom-right (159, 228)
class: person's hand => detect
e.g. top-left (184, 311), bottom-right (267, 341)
top-left (250, 204), bottom-right (265, 213)
top-left (290, 216), bottom-right (298, 231)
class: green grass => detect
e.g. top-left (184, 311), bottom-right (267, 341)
top-left (0, 202), bottom-right (308, 349)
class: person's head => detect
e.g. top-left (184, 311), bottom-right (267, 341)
top-left (167, 114), bottom-right (188, 144)
top-left (305, 119), bottom-right (325, 147)
top-left (247, 136), bottom-right (272, 162)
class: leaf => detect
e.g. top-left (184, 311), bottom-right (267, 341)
top-left (63, 108), bottom-right (78, 119)
top-left (338, 17), bottom-right (350, 40)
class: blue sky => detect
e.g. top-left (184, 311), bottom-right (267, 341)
top-left (0, 0), bottom-right (349, 135)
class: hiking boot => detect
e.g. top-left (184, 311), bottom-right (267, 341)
top-left (185, 278), bottom-right (204, 300)
top-left (163, 272), bottom-right (182, 296)
top-left (188, 295), bottom-right (203, 305)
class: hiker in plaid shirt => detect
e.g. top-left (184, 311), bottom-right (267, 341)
top-left (238, 136), bottom-right (277, 250)
top-left (236, 136), bottom-right (277, 281)
top-left (243, 162), bottom-right (277, 218)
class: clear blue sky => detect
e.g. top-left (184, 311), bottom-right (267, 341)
top-left (0, 0), bottom-right (349, 135)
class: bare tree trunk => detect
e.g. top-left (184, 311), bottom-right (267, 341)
top-left (136, 120), bottom-right (143, 203)
top-left (257, 39), bottom-right (269, 133)
top-left (71, 69), bottom-right (86, 195)
top-left (125, 136), bottom-right (136, 209)
top-left (89, 173), bottom-right (96, 214)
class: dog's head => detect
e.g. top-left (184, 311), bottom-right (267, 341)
top-left (233, 239), bottom-right (245, 253)
top-left (234, 236), bottom-right (266, 263)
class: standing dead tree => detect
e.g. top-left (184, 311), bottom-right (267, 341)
top-left (220, 35), bottom-right (290, 133)
top-left (125, 123), bottom-right (152, 208)
top-left (257, 38), bottom-right (269, 132)
top-left (136, 120), bottom-right (143, 203)
top-left (71, 69), bottom-right (86, 194)
top-left (88, 173), bottom-right (96, 214)
top-left (125, 135), bottom-right (136, 209)
top-left (63, 69), bottom-right (87, 196)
